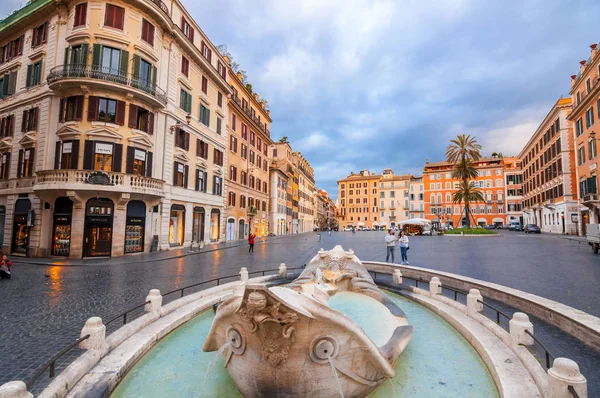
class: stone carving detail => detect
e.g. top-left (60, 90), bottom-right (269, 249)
top-left (84, 171), bottom-right (114, 186)
top-left (237, 291), bottom-right (298, 366)
top-left (318, 246), bottom-right (354, 271)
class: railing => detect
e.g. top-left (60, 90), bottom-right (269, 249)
top-left (232, 95), bottom-right (271, 136)
top-left (477, 299), bottom-right (511, 327)
top-left (583, 193), bottom-right (599, 202)
top-left (25, 265), bottom-right (305, 390)
top-left (25, 334), bottom-right (90, 389)
top-left (47, 64), bottom-right (168, 105)
top-left (524, 329), bottom-right (553, 369)
top-left (145, 0), bottom-right (170, 17)
top-left (34, 170), bottom-right (165, 196)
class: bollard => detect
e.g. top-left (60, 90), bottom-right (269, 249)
top-left (79, 317), bottom-right (106, 350)
top-left (200, 241), bottom-right (205, 250)
top-left (509, 312), bottom-right (534, 345)
top-left (279, 263), bottom-right (287, 278)
top-left (429, 277), bottom-right (442, 298)
top-left (144, 289), bottom-right (163, 313)
top-left (240, 267), bottom-right (249, 283)
top-left (392, 269), bottom-right (403, 285)
top-left (466, 289), bottom-right (483, 316)
top-left (0, 381), bottom-right (33, 398)
top-left (547, 358), bottom-right (587, 398)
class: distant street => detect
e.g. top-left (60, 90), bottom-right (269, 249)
top-left (1, 231), bottom-right (599, 386)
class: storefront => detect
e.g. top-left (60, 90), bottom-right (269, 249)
top-left (210, 209), bottom-right (220, 242)
top-left (226, 218), bottom-right (236, 241)
top-left (83, 198), bottom-right (114, 257)
top-left (170, 204), bottom-right (185, 246)
top-left (12, 198), bottom-right (31, 255)
top-left (192, 207), bottom-right (205, 244)
top-left (125, 201), bottom-right (146, 254)
top-left (52, 197), bottom-right (73, 256)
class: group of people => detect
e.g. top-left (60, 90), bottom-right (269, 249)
top-left (0, 252), bottom-right (13, 280)
top-left (385, 229), bottom-right (410, 264)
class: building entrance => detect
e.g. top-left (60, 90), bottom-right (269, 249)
top-left (84, 198), bottom-right (114, 257)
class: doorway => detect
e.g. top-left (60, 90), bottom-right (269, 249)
top-left (84, 198), bottom-right (114, 257)
top-left (226, 218), bottom-right (235, 241)
top-left (193, 207), bottom-right (205, 244)
top-left (238, 219), bottom-right (245, 240)
top-left (11, 199), bottom-right (31, 255)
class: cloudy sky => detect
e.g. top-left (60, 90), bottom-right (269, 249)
top-left (2, 0), bottom-right (599, 197)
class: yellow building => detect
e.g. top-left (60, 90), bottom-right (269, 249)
top-left (337, 170), bottom-right (380, 230)
top-left (0, 0), bottom-right (230, 257)
top-left (378, 169), bottom-right (414, 229)
top-left (224, 64), bottom-right (272, 240)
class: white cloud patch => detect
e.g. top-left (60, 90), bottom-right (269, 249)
top-left (295, 132), bottom-right (334, 151)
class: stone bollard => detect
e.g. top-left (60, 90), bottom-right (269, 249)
top-left (509, 312), bottom-right (534, 345)
top-left (466, 289), bottom-right (483, 316)
top-left (79, 317), bottom-right (106, 350)
top-left (279, 263), bottom-right (287, 278)
top-left (392, 269), bottom-right (403, 285)
top-left (429, 277), bottom-right (442, 298)
top-left (547, 358), bottom-right (587, 398)
top-left (200, 241), bottom-right (205, 250)
top-left (0, 381), bottom-right (33, 398)
top-left (240, 267), bottom-right (249, 283)
top-left (144, 289), bottom-right (163, 313)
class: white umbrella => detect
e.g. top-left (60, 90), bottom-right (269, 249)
top-left (397, 219), bottom-right (429, 226)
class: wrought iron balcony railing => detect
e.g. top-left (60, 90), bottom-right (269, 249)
top-left (47, 64), bottom-right (167, 105)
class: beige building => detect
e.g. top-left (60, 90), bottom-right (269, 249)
top-left (0, 0), bottom-right (230, 257)
top-left (269, 140), bottom-right (294, 235)
top-left (408, 177), bottom-right (425, 219)
top-left (337, 170), bottom-right (380, 230)
top-left (379, 169), bottom-right (413, 229)
top-left (293, 152), bottom-right (314, 233)
top-left (224, 65), bottom-right (272, 241)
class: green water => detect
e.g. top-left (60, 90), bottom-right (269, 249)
top-left (112, 291), bottom-right (498, 398)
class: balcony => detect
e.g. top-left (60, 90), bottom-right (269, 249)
top-left (47, 65), bottom-right (167, 107)
top-left (232, 96), bottom-right (271, 137)
top-left (33, 170), bottom-right (165, 198)
top-left (583, 193), bottom-right (600, 204)
top-left (389, 204), bottom-right (396, 209)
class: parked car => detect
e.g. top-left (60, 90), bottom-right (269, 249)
top-left (509, 221), bottom-right (521, 231)
top-left (484, 225), bottom-right (496, 230)
top-left (524, 224), bottom-right (541, 233)
top-left (514, 224), bottom-right (523, 231)
top-left (343, 226), bottom-right (353, 232)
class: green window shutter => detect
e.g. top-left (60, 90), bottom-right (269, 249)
top-left (119, 50), bottom-right (129, 76)
top-left (35, 61), bottom-right (42, 85)
top-left (132, 55), bottom-right (140, 80)
top-left (206, 108), bottom-right (210, 126)
top-left (80, 43), bottom-right (89, 65)
top-left (180, 89), bottom-right (185, 110)
top-left (92, 44), bottom-right (102, 69)
top-left (151, 65), bottom-right (157, 87)
top-left (64, 47), bottom-right (70, 65)
top-left (26, 64), bottom-right (32, 87)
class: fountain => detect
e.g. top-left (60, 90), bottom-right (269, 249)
top-left (202, 245), bottom-right (413, 397)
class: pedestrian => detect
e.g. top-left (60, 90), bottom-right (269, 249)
top-left (399, 230), bottom-right (410, 265)
top-left (0, 254), bottom-right (12, 280)
top-left (385, 229), bottom-right (397, 263)
top-left (248, 233), bottom-right (255, 253)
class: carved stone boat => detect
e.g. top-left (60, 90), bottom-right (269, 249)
top-left (203, 245), bottom-right (413, 397)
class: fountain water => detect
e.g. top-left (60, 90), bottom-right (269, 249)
top-left (203, 342), bottom-right (230, 385)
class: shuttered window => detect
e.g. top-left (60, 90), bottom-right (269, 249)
top-left (0, 35), bottom-right (24, 64)
top-left (0, 115), bottom-right (14, 138)
top-left (54, 140), bottom-right (80, 170)
top-left (0, 71), bottom-right (18, 98)
top-left (213, 148), bottom-right (223, 166)
top-left (74, 3), bottom-right (87, 27)
top-left (87, 96), bottom-right (126, 125)
top-left (181, 56), bottom-right (189, 77)
top-left (21, 108), bottom-right (39, 132)
top-left (104, 4), bottom-right (125, 30)
top-left (91, 44), bottom-right (128, 78)
top-left (201, 76), bottom-right (208, 94)
top-left (195, 169), bottom-right (207, 192)
top-left (17, 148), bottom-right (35, 177)
top-left (82, 140), bottom-right (122, 172)
top-left (180, 89), bottom-right (192, 113)
top-left (31, 22), bottom-right (48, 48)
top-left (199, 104), bottom-right (210, 127)
top-left (128, 104), bottom-right (154, 134)
top-left (201, 41), bottom-right (212, 63)
top-left (141, 19), bottom-right (155, 46)
top-left (131, 55), bottom-right (157, 91)
top-left (0, 153), bottom-right (10, 180)
top-left (26, 59), bottom-right (43, 87)
top-left (173, 161), bottom-right (188, 187)
top-left (213, 176), bottom-right (222, 195)
top-left (181, 17), bottom-right (194, 42)
top-left (175, 128), bottom-right (190, 150)
top-left (217, 61), bottom-right (226, 79)
top-left (59, 96), bottom-right (84, 122)
top-left (196, 138), bottom-right (208, 159)
top-left (126, 146), bottom-right (153, 177)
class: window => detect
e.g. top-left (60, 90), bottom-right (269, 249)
top-left (249, 150), bottom-right (255, 164)
top-left (74, 3), bottom-right (87, 27)
top-left (213, 148), bottom-right (223, 166)
top-left (201, 76), bottom-right (208, 94)
top-left (586, 107), bottom-right (595, 128)
top-left (229, 165), bottom-right (237, 181)
top-left (126, 146), bottom-right (152, 177)
top-left (141, 19), bottom-right (155, 46)
top-left (195, 170), bottom-right (207, 192)
top-left (263, 181), bottom-right (268, 193)
top-left (175, 128), bottom-right (190, 150)
top-left (587, 78), bottom-right (592, 93)
top-left (589, 138), bottom-right (597, 160)
top-left (0, 71), bottom-right (18, 98)
top-left (201, 41), bottom-right (212, 63)
top-left (216, 117), bottom-right (222, 135)
top-left (83, 141), bottom-right (122, 172)
top-left (54, 140), bottom-right (79, 170)
top-left (21, 108), bottom-right (38, 132)
top-left (181, 56), bottom-right (189, 77)
top-left (180, 89), bottom-right (192, 113)
top-left (31, 22), bottom-right (48, 48)
top-left (257, 137), bottom-right (262, 152)
top-left (104, 4), bottom-right (125, 30)
top-left (228, 192), bottom-right (236, 206)
top-left (199, 104), bottom-right (210, 126)
top-left (173, 161), bottom-right (188, 187)
top-left (0, 153), bottom-right (10, 179)
top-left (88, 96), bottom-right (126, 124)
top-left (59, 96), bottom-right (84, 122)
top-left (0, 35), bottom-right (24, 64)
top-left (217, 92), bottom-right (223, 107)
top-left (241, 171), bottom-right (247, 185)
top-left (26, 60), bottom-right (43, 87)
top-left (231, 113), bottom-right (237, 131)
top-left (64, 43), bottom-right (88, 67)
top-left (213, 176), bottom-right (222, 195)
top-left (242, 124), bottom-right (248, 140)
top-left (241, 143), bottom-right (247, 159)
top-left (217, 61), bottom-right (226, 79)
top-left (196, 138), bottom-right (209, 159)
top-left (92, 44), bottom-right (126, 78)
top-left (230, 135), bottom-right (237, 152)
top-left (250, 131), bottom-right (255, 146)
top-left (181, 17), bottom-right (194, 41)
top-left (576, 118), bottom-right (583, 137)
top-left (128, 105), bottom-right (154, 134)
top-left (0, 115), bottom-right (14, 138)
top-left (578, 146), bottom-right (585, 165)
top-left (132, 56), bottom-right (156, 90)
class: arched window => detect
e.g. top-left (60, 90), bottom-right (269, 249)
top-left (437, 193), bottom-right (442, 204)
top-left (445, 193), bottom-right (451, 203)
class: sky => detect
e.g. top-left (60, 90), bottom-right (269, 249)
top-left (1, 0), bottom-right (599, 197)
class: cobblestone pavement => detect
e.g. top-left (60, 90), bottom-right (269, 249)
top-left (1, 231), bottom-right (599, 389)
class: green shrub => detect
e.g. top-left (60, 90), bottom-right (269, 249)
top-left (444, 228), bottom-right (497, 235)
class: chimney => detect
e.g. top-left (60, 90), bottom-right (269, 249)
top-left (253, 93), bottom-right (259, 101)
top-left (591, 43), bottom-right (598, 57)
top-left (580, 60), bottom-right (587, 73)
top-left (571, 75), bottom-right (578, 88)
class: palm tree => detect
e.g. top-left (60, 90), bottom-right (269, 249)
top-left (452, 180), bottom-right (485, 227)
top-left (446, 134), bottom-right (483, 227)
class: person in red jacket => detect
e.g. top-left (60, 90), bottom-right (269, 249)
top-left (0, 254), bottom-right (12, 279)
top-left (248, 233), bottom-right (255, 253)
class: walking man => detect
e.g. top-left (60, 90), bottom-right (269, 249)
top-left (385, 229), bottom-right (397, 263)
top-left (248, 233), bottom-right (255, 253)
